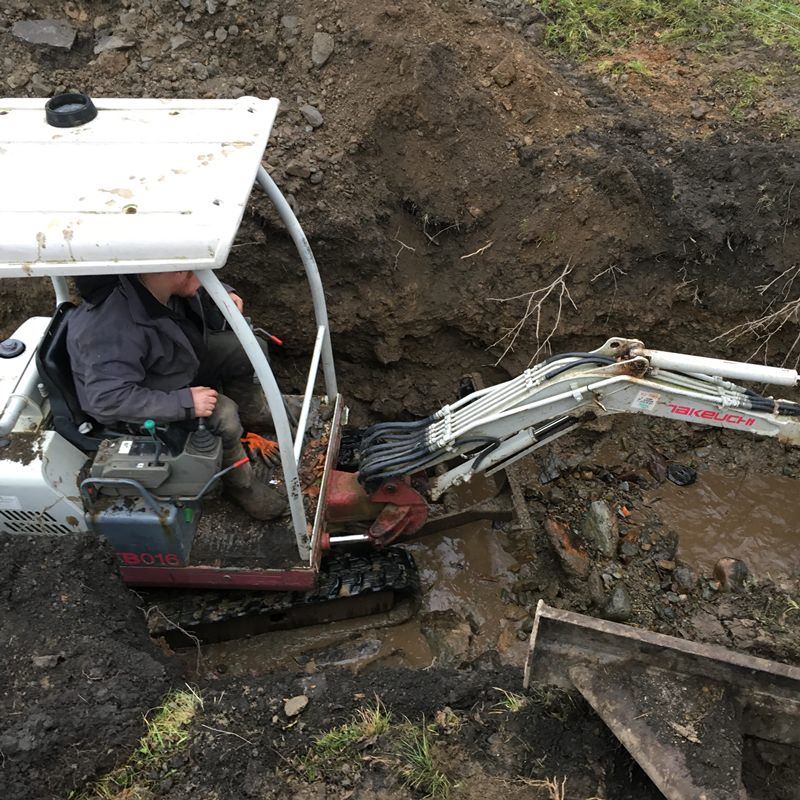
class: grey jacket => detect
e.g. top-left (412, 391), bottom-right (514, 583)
top-left (67, 276), bottom-right (203, 425)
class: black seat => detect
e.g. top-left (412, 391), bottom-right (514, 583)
top-left (36, 302), bottom-right (105, 452)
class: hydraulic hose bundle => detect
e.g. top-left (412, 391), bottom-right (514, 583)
top-left (357, 342), bottom-right (800, 491)
top-left (357, 352), bottom-right (615, 488)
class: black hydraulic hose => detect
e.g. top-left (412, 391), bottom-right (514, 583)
top-left (360, 447), bottom-right (431, 474)
top-left (470, 439), bottom-right (502, 472)
top-left (361, 437), bottom-right (428, 458)
top-left (362, 415), bottom-right (435, 439)
top-left (544, 356), bottom-right (615, 381)
top-left (535, 415), bottom-right (580, 438)
top-left (361, 451), bottom-right (446, 485)
top-left (358, 447), bottom-right (434, 479)
top-left (541, 351), bottom-right (606, 366)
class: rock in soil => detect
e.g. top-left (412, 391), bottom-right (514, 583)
top-left (11, 19), bottom-right (76, 49)
top-left (311, 31), bottom-right (334, 66)
top-left (284, 695), bottom-right (309, 717)
top-left (299, 103), bottom-right (324, 128)
top-left (602, 583), bottom-right (634, 622)
top-left (545, 517), bottom-right (591, 578)
top-left (582, 500), bottom-right (619, 558)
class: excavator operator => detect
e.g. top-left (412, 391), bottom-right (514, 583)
top-left (66, 270), bottom-right (287, 521)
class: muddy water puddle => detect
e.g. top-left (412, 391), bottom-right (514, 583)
top-left (649, 470), bottom-right (800, 576)
top-left (188, 520), bottom-right (526, 677)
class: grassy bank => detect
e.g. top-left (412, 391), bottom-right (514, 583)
top-left (538, 0), bottom-right (800, 56)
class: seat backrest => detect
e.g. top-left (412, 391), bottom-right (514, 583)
top-left (36, 302), bottom-right (104, 452)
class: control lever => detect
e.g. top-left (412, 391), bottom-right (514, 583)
top-left (142, 419), bottom-right (163, 465)
top-left (190, 418), bottom-right (219, 454)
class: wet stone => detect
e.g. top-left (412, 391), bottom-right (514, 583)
top-left (545, 518), bottom-right (590, 579)
top-left (673, 565), bottom-right (697, 591)
top-left (539, 453), bottom-right (566, 484)
top-left (312, 32), bottom-right (335, 67)
top-left (31, 653), bottom-right (64, 668)
top-left (581, 500), bottom-right (619, 558)
top-left (281, 15), bottom-right (300, 34)
top-left (690, 609), bottom-right (727, 642)
top-left (619, 540), bottom-right (638, 557)
top-left (713, 557), bottom-right (750, 593)
top-left (602, 584), bottom-right (633, 622)
top-left (420, 611), bottom-right (472, 668)
top-left (12, 19), bottom-right (76, 49)
top-left (666, 463), bottom-right (697, 486)
top-left (587, 569), bottom-right (606, 607)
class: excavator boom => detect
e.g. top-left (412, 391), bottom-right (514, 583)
top-left (338, 338), bottom-right (800, 545)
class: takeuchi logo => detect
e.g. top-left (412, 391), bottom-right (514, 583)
top-left (667, 404), bottom-right (756, 427)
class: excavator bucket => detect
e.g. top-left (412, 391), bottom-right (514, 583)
top-left (524, 601), bottom-right (800, 800)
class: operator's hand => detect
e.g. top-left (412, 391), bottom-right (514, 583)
top-left (191, 386), bottom-right (218, 417)
top-left (228, 292), bottom-right (244, 313)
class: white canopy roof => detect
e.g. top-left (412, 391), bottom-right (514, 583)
top-left (0, 96), bottom-right (278, 277)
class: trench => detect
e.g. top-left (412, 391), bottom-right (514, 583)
top-left (180, 476), bottom-right (529, 676)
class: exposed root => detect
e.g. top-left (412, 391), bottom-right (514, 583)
top-left (489, 261), bottom-right (576, 365)
top-left (391, 227), bottom-right (416, 269)
top-left (713, 263), bottom-right (800, 366)
top-left (519, 775), bottom-right (568, 800)
top-left (461, 240), bottom-right (494, 259)
top-left (146, 606), bottom-right (203, 673)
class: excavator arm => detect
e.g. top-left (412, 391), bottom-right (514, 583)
top-left (325, 338), bottom-right (800, 547)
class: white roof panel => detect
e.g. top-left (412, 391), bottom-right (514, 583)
top-left (0, 96), bottom-right (279, 277)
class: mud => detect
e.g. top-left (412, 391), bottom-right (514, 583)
top-left (2, 0), bottom-right (800, 797)
top-left (186, 522), bottom-right (523, 677)
top-left (652, 470), bottom-right (800, 576)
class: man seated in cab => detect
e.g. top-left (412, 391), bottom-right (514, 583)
top-left (66, 270), bottom-right (286, 520)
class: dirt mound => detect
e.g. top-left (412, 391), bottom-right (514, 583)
top-left (2, 1), bottom-right (800, 798)
top-left (0, 534), bottom-right (177, 800)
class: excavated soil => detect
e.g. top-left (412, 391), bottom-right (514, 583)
top-left (2, 0), bottom-right (800, 798)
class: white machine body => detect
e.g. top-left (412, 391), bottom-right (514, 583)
top-left (0, 430), bottom-right (88, 536)
top-left (0, 316), bottom-right (88, 535)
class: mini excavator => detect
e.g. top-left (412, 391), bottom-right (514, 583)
top-left (2, 95), bottom-right (800, 631)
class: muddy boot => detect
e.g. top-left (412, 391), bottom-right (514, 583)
top-left (223, 447), bottom-right (288, 521)
top-left (225, 474), bottom-right (288, 520)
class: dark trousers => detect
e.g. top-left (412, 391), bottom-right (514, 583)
top-left (195, 331), bottom-right (270, 389)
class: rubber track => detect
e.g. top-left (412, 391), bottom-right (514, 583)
top-left (145, 547), bottom-right (419, 638)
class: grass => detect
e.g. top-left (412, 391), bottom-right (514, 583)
top-left (492, 686), bottom-right (529, 713)
top-left (72, 686), bottom-right (203, 800)
top-left (713, 68), bottom-right (771, 120)
top-left (595, 58), bottom-right (652, 77)
top-left (300, 699), bottom-right (392, 781)
top-left (300, 702), bottom-right (454, 798)
top-left (396, 721), bottom-right (453, 799)
top-left (538, 0), bottom-right (800, 57)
